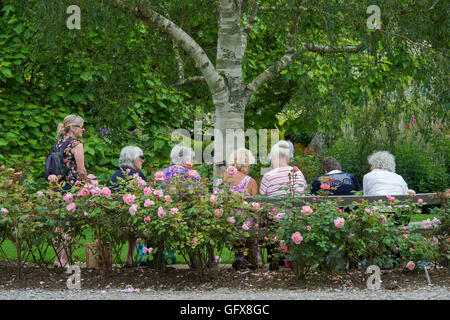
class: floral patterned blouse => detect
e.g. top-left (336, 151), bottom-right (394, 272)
top-left (55, 135), bottom-right (82, 185)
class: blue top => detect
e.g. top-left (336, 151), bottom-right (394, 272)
top-left (110, 167), bottom-right (146, 192)
top-left (311, 171), bottom-right (361, 195)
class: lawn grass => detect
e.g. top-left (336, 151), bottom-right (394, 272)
top-left (1, 213), bottom-right (438, 265)
top-left (0, 228), bottom-right (242, 265)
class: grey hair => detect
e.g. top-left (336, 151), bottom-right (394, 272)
top-left (119, 146), bottom-right (143, 168)
top-left (269, 140), bottom-right (291, 164)
top-left (170, 144), bottom-right (194, 165)
top-left (367, 151), bottom-right (396, 172)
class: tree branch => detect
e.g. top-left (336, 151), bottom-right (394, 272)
top-left (174, 76), bottom-right (206, 86)
top-left (246, 43), bottom-right (363, 100)
top-left (242, 0), bottom-right (259, 55)
top-left (106, 0), bottom-right (227, 98)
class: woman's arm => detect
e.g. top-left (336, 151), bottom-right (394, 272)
top-left (72, 143), bottom-right (87, 180)
top-left (248, 178), bottom-right (258, 196)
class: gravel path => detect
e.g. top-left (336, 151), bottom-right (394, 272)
top-left (0, 286), bottom-right (448, 300)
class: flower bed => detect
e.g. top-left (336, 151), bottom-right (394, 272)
top-left (0, 165), bottom-right (447, 281)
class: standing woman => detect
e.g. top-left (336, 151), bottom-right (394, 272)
top-left (55, 115), bottom-right (88, 191)
top-left (53, 115), bottom-right (88, 267)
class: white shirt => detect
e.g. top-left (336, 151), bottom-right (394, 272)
top-left (363, 169), bottom-right (408, 196)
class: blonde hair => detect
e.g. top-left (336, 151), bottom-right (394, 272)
top-left (270, 140), bottom-right (291, 165)
top-left (56, 115), bottom-right (84, 139)
top-left (228, 148), bottom-right (256, 172)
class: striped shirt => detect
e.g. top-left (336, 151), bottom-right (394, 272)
top-left (260, 166), bottom-right (307, 197)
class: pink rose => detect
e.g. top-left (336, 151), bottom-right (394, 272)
top-left (292, 232), bottom-right (303, 245)
top-left (188, 170), bottom-right (199, 178)
top-left (242, 224), bottom-right (249, 231)
top-left (252, 202), bottom-right (261, 211)
top-left (153, 189), bottom-right (163, 197)
top-left (144, 199), bottom-right (155, 207)
top-left (214, 209), bottom-right (223, 217)
top-left (1, 208), bottom-right (8, 216)
top-left (75, 180), bottom-right (81, 186)
top-left (8, 180), bottom-right (13, 186)
top-left (227, 216), bottom-right (235, 224)
top-left (143, 187), bottom-right (152, 196)
top-left (227, 166), bottom-right (238, 176)
top-left (84, 212), bottom-right (88, 216)
top-left (274, 214), bottom-right (282, 221)
top-left (157, 206), bottom-right (166, 218)
top-left (422, 219), bottom-right (431, 229)
top-left (320, 183), bottom-right (330, 190)
top-left (177, 202), bottom-right (182, 207)
top-left (123, 194), bottom-right (136, 205)
top-left (403, 234), bottom-right (409, 239)
top-left (36, 191), bottom-right (44, 197)
top-left (91, 188), bottom-right (102, 197)
top-left (165, 195), bottom-right (172, 202)
top-left (63, 193), bottom-right (73, 203)
top-left (144, 216), bottom-right (150, 222)
top-left (306, 225), bottom-right (311, 231)
top-left (402, 226), bottom-right (407, 231)
top-left (47, 174), bottom-right (58, 182)
top-left (192, 237), bottom-right (198, 244)
top-left (0, 165), bottom-right (4, 170)
top-left (80, 188), bottom-right (90, 197)
top-left (334, 217), bottom-right (345, 229)
top-left (394, 247), bottom-right (399, 251)
top-left (126, 168), bottom-right (131, 174)
top-left (66, 202), bottom-right (76, 212)
top-left (312, 197), bottom-right (316, 201)
top-left (210, 194), bottom-right (217, 203)
top-left (129, 204), bottom-right (138, 215)
top-left (432, 217), bottom-right (441, 225)
top-left (293, 166), bottom-right (299, 172)
top-left (101, 188), bottom-right (111, 197)
top-left (90, 180), bottom-right (99, 187)
top-left (87, 174), bottom-right (96, 180)
top-left (389, 196), bottom-right (395, 202)
top-left (142, 247), bottom-right (148, 254)
top-left (170, 208), bottom-right (178, 214)
top-left (406, 261), bottom-right (415, 271)
top-left (407, 189), bottom-right (416, 195)
top-left (154, 171), bottom-right (165, 181)
top-left (417, 198), bottom-right (423, 204)
top-left (301, 205), bottom-right (313, 215)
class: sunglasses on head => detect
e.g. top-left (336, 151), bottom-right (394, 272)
top-left (139, 155), bottom-right (144, 160)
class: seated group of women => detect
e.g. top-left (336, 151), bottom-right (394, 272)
top-left (52, 115), bottom-right (409, 268)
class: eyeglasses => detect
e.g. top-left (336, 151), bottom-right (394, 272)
top-left (139, 155), bottom-right (144, 161)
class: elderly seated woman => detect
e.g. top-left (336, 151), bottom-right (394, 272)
top-left (260, 140), bottom-right (307, 270)
top-left (363, 151), bottom-right (408, 196)
top-left (110, 146), bottom-right (146, 268)
top-left (162, 144), bottom-right (201, 182)
top-left (260, 140), bottom-right (307, 197)
top-left (111, 146), bottom-right (146, 192)
top-left (215, 148), bottom-right (260, 270)
top-left (216, 148), bottom-right (258, 196)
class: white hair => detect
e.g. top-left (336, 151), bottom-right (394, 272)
top-left (269, 140), bottom-right (291, 165)
top-left (228, 148), bottom-right (256, 172)
top-left (170, 145), bottom-right (194, 165)
top-left (368, 151), bottom-right (396, 172)
top-left (119, 146), bottom-right (143, 168)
